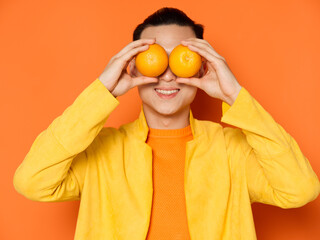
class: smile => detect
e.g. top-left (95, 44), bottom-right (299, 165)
top-left (154, 89), bottom-right (180, 99)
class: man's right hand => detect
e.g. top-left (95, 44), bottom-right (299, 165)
top-left (98, 38), bottom-right (158, 98)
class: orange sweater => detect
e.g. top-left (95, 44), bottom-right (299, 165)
top-left (145, 125), bottom-right (193, 240)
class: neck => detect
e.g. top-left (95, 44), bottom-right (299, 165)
top-left (143, 104), bottom-right (190, 130)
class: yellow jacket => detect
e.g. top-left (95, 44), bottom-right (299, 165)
top-left (13, 78), bottom-right (320, 240)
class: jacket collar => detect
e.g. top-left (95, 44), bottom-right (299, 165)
top-left (134, 104), bottom-right (203, 142)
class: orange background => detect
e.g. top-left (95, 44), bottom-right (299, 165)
top-left (1, 0), bottom-right (320, 239)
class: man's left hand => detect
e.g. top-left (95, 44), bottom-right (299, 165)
top-left (176, 38), bottom-right (242, 106)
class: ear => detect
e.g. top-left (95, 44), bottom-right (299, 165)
top-left (129, 59), bottom-right (137, 77)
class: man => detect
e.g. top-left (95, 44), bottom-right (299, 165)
top-left (13, 7), bottom-right (320, 240)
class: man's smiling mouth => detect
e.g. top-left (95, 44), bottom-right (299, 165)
top-left (154, 88), bottom-right (180, 98)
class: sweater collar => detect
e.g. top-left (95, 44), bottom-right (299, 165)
top-left (135, 104), bottom-right (202, 142)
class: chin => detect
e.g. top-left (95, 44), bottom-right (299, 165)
top-left (150, 102), bottom-right (187, 116)
top-left (155, 106), bottom-right (179, 116)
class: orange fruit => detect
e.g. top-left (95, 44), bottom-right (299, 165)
top-left (169, 44), bottom-right (202, 78)
top-left (135, 43), bottom-right (168, 77)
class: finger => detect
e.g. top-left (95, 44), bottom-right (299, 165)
top-left (181, 38), bottom-right (225, 60)
top-left (181, 39), bottom-right (223, 60)
top-left (184, 44), bottom-right (225, 69)
top-left (117, 44), bottom-right (151, 70)
top-left (183, 38), bottom-right (211, 47)
top-left (115, 38), bottom-right (156, 59)
top-left (175, 77), bottom-right (202, 89)
top-left (131, 76), bottom-right (158, 88)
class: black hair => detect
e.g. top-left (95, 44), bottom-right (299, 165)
top-left (133, 7), bottom-right (204, 41)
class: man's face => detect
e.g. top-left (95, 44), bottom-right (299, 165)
top-left (129, 24), bottom-right (203, 117)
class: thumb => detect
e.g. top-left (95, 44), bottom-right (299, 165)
top-left (131, 76), bottom-right (158, 88)
top-left (176, 77), bottom-right (201, 88)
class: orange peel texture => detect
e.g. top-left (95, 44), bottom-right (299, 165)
top-left (169, 44), bottom-right (202, 78)
top-left (135, 43), bottom-right (169, 77)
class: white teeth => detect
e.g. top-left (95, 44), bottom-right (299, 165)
top-left (155, 89), bottom-right (179, 95)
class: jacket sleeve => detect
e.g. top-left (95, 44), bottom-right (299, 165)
top-left (221, 87), bottom-right (320, 208)
top-left (13, 78), bottom-right (119, 202)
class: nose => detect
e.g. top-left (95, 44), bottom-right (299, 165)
top-left (158, 65), bottom-right (176, 82)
